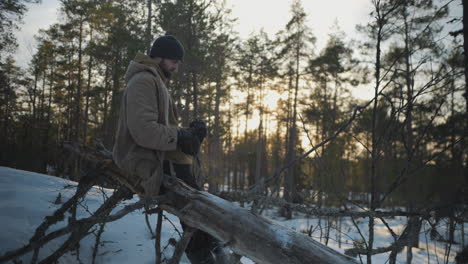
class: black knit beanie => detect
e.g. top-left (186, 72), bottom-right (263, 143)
top-left (150, 35), bottom-right (184, 61)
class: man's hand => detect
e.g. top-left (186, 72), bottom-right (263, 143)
top-left (177, 129), bottom-right (201, 155)
top-left (189, 119), bottom-right (207, 143)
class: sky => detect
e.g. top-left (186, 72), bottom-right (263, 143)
top-left (13, 0), bottom-right (373, 68)
top-left (14, 0), bottom-right (61, 68)
top-left (228, 0), bottom-right (371, 46)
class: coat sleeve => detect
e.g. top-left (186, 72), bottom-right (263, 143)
top-left (126, 72), bottom-right (178, 151)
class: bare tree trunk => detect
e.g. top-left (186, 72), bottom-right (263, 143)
top-left (233, 153), bottom-right (238, 191)
top-left (284, 52), bottom-right (300, 220)
top-left (255, 75), bottom-right (265, 194)
top-left (368, 2), bottom-right (384, 263)
top-left (101, 64), bottom-right (110, 137)
top-left (406, 217), bottom-right (414, 264)
top-left (403, 8), bottom-right (417, 263)
top-left (32, 68), bottom-right (38, 122)
top-left (462, 219), bottom-right (465, 248)
top-left (208, 80), bottom-right (222, 193)
top-left (75, 16), bottom-right (84, 144)
top-left (156, 211), bottom-right (163, 264)
top-left (192, 71), bottom-right (199, 119)
top-left (83, 26), bottom-right (94, 145)
top-left (462, 0), bottom-right (468, 191)
top-left (1, 61), bottom-right (12, 164)
top-left (338, 217), bottom-right (342, 248)
top-left (66, 51), bottom-right (74, 142)
top-left (41, 61), bottom-right (55, 172)
top-left (104, 50), bottom-right (121, 148)
top-left (403, 5), bottom-right (414, 160)
top-left (239, 67), bottom-right (253, 194)
top-left (146, 0), bottom-right (152, 55)
top-left (40, 70), bottom-right (46, 123)
top-left (226, 101), bottom-right (233, 192)
top-left (255, 119), bottom-right (264, 193)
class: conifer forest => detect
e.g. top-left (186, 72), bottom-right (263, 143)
top-left (0, 0), bottom-right (467, 263)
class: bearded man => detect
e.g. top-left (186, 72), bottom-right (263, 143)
top-left (113, 35), bottom-right (221, 264)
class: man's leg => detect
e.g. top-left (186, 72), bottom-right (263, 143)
top-left (168, 162), bottom-right (221, 264)
top-left (179, 222), bottom-right (219, 264)
top-left (172, 163), bottom-right (220, 264)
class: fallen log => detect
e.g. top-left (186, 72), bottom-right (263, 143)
top-left (161, 176), bottom-right (356, 264)
top-left (65, 142), bottom-right (357, 263)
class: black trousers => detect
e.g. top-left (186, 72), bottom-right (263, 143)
top-left (163, 161), bottom-right (219, 264)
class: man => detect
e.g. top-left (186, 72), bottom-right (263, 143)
top-left (113, 35), bottom-right (220, 264)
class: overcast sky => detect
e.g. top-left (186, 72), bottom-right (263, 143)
top-left (13, 0), bottom-right (375, 68)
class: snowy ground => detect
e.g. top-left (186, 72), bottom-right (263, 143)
top-left (0, 166), bottom-right (463, 263)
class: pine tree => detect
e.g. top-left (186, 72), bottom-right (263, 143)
top-left (0, 56), bottom-right (26, 165)
top-left (159, 0), bottom-right (220, 122)
top-left (357, 1), bottom-right (403, 262)
top-left (276, 0), bottom-right (315, 219)
top-left (234, 31), bottom-right (277, 192)
top-left (306, 26), bottom-right (358, 206)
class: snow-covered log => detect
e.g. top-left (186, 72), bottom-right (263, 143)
top-left (64, 143), bottom-right (357, 264)
top-left (160, 175), bottom-right (357, 264)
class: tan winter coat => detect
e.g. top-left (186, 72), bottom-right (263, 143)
top-left (113, 53), bottom-right (190, 197)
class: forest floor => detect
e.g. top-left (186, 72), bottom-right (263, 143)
top-left (0, 166), bottom-right (463, 263)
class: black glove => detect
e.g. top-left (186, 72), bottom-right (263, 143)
top-left (189, 119), bottom-right (207, 143)
top-left (177, 128), bottom-right (200, 156)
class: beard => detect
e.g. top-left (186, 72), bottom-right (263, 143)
top-left (159, 62), bottom-right (173, 79)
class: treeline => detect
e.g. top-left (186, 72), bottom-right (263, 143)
top-left (0, 0), bottom-right (466, 212)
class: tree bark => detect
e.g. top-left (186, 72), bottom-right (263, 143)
top-left (369, 2), bottom-right (384, 262)
top-left (75, 15), bottom-right (84, 144)
top-left (83, 26), bottom-right (94, 145)
top-left (462, 0), bottom-right (468, 190)
top-left (146, 0), bottom-right (152, 55)
top-left (191, 71), bottom-right (199, 119)
top-left (212, 80), bottom-right (223, 193)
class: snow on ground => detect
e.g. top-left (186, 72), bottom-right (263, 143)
top-left (0, 166), bottom-right (464, 263)
top-left (0, 166), bottom-right (188, 264)
top-left (269, 212), bottom-right (462, 263)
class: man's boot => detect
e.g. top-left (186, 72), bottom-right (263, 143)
top-left (184, 229), bottom-right (217, 264)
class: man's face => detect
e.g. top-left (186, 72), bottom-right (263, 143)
top-left (159, 58), bottom-right (179, 79)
